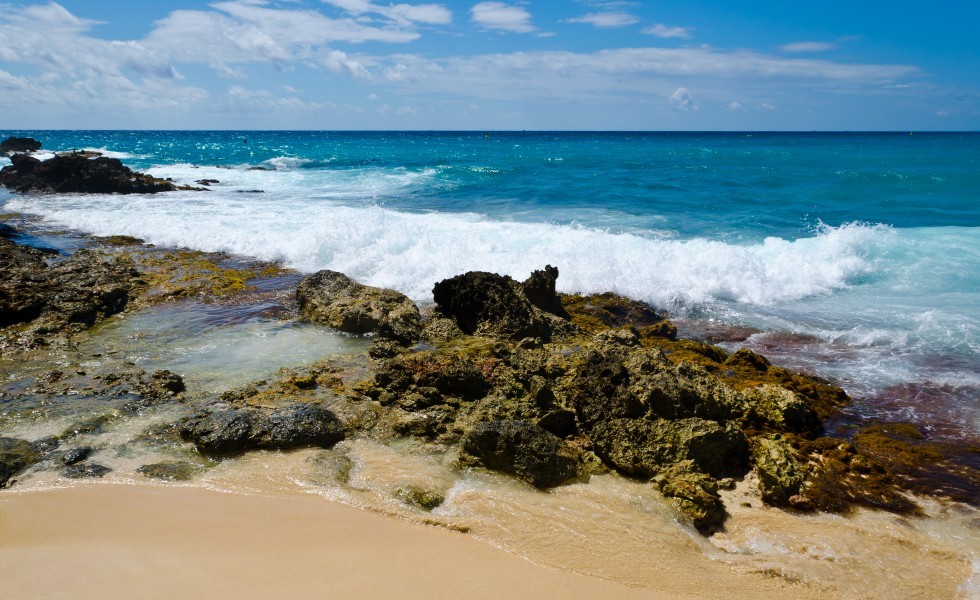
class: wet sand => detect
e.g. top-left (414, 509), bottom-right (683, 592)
top-left (0, 483), bottom-right (815, 600)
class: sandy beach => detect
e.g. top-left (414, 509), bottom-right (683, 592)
top-left (0, 482), bottom-right (826, 600)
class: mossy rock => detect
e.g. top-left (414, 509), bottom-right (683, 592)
top-left (655, 461), bottom-right (726, 532)
top-left (393, 484), bottom-right (445, 511)
top-left (0, 437), bottom-right (43, 487)
top-left (137, 461), bottom-right (202, 481)
top-left (752, 434), bottom-right (806, 505)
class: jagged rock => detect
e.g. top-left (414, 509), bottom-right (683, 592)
top-left (559, 291), bottom-right (673, 336)
top-left (591, 417), bottom-right (748, 479)
top-left (460, 420), bottom-right (583, 488)
top-left (0, 136), bottom-right (41, 155)
top-left (0, 437), bottom-right (42, 487)
top-left (297, 270), bottom-right (422, 344)
top-left (655, 461), bottom-right (726, 531)
top-left (432, 266), bottom-right (571, 341)
top-left (0, 153), bottom-right (178, 194)
top-left (752, 434), bottom-right (806, 505)
top-left (135, 370), bottom-right (186, 400)
top-left (180, 404), bottom-right (345, 456)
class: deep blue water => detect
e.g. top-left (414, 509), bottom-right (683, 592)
top-left (2, 131), bottom-right (978, 439)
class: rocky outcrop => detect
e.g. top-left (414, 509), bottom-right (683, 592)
top-left (752, 434), bottom-right (806, 505)
top-left (432, 266), bottom-right (573, 341)
top-left (297, 270), bottom-right (422, 344)
top-left (180, 404), bottom-right (344, 456)
top-left (0, 239), bottom-right (142, 331)
top-left (0, 437), bottom-right (42, 487)
top-left (0, 136), bottom-right (41, 156)
top-left (0, 153), bottom-right (178, 194)
top-left (460, 420), bottom-right (583, 488)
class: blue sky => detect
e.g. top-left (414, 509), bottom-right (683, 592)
top-left (0, 0), bottom-right (976, 130)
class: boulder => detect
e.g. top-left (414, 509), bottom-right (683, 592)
top-left (0, 136), bottom-right (41, 156)
top-left (180, 404), bottom-right (345, 456)
top-left (744, 385), bottom-right (822, 437)
top-left (0, 153), bottom-right (177, 194)
top-left (61, 447), bottom-right (94, 466)
top-left (0, 437), bottom-right (42, 487)
top-left (460, 420), bottom-right (583, 488)
top-left (591, 417), bottom-right (748, 479)
top-left (297, 270), bottom-right (422, 344)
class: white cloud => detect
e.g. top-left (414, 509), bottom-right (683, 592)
top-left (727, 101), bottom-right (744, 112)
top-left (642, 24), bottom-right (691, 39)
top-left (320, 50), bottom-right (372, 80)
top-left (566, 12), bottom-right (638, 28)
top-left (781, 41), bottom-right (836, 53)
top-left (669, 87), bottom-right (698, 111)
top-left (936, 110), bottom-right (949, 117)
top-left (471, 2), bottom-right (534, 33)
top-left (321, 0), bottom-right (452, 25)
top-left (760, 102), bottom-right (776, 110)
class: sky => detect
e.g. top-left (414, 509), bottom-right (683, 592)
top-left (0, 0), bottom-right (977, 130)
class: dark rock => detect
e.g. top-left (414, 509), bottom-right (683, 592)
top-left (432, 270), bottom-right (552, 340)
top-left (0, 437), bottom-right (43, 487)
top-left (0, 136), bottom-right (41, 155)
top-left (63, 463), bottom-right (112, 479)
top-left (560, 291), bottom-right (672, 334)
top-left (0, 153), bottom-right (177, 194)
top-left (61, 446), bottom-right (94, 465)
top-left (195, 179), bottom-right (219, 185)
top-left (135, 370), bottom-right (185, 400)
top-left (297, 270), bottom-right (422, 344)
top-left (60, 412), bottom-right (122, 440)
top-left (520, 265), bottom-right (569, 318)
top-left (591, 417), bottom-right (748, 479)
top-left (180, 404), bottom-right (345, 456)
top-left (460, 420), bottom-right (583, 488)
top-left (137, 461), bottom-right (201, 481)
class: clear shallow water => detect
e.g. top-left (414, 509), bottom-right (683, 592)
top-left (2, 130), bottom-right (978, 441)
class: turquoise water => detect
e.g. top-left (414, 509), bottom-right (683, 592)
top-left (2, 131), bottom-right (978, 439)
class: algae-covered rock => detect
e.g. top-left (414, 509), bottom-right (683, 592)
top-left (744, 385), bottom-right (822, 437)
top-left (460, 420), bottom-right (583, 488)
top-left (591, 417), bottom-right (748, 479)
top-left (297, 270), bottom-right (422, 344)
top-left (655, 461), bottom-right (726, 531)
top-left (752, 434), bottom-right (806, 505)
top-left (0, 437), bottom-right (43, 488)
top-left (393, 484), bottom-right (445, 510)
top-left (63, 463), bottom-right (112, 479)
top-left (180, 404), bottom-right (345, 456)
top-left (559, 291), bottom-right (672, 335)
top-left (137, 461), bottom-right (202, 481)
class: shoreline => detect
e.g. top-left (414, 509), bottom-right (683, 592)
top-left (0, 481), bottom-right (816, 600)
top-left (1, 207), bottom-right (977, 599)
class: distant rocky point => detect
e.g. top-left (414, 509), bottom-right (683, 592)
top-left (0, 137), bottom-right (202, 194)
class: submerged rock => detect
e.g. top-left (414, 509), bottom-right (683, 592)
top-left (62, 463), bottom-right (112, 479)
top-left (297, 270), bottom-right (422, 344)
top-left (0, 437), bottom-right (43, 488)
top-left (137, 461), bottom-right (202, 481)
top-left (460, 419), bottom-right (583, 488)
top-left (393, 484), bottom-right (445, 510)
top-left (61, 447), bottom-right (94, 466)
top-left (180, 404), bottom-right (345, 456)
top-left (0, 153), bottom-right (179, 194)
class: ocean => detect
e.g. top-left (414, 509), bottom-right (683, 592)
top-left (4, 130), bottom-right (977, 442)
top-left (2, 130), bottom-right (979, 597)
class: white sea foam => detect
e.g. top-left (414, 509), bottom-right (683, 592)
top-left (82, 147), bottom-right (149, 160)
top-left (3, 189), bottom-right (882, 308)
